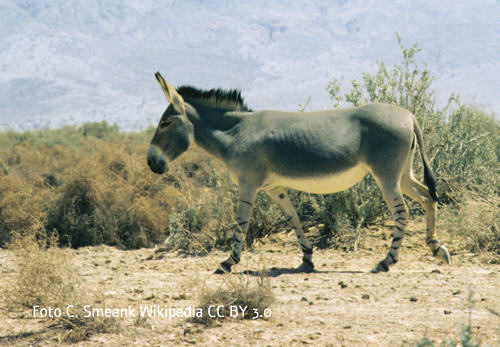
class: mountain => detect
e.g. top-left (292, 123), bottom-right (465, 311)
top-left (0, 0), bottom-right (498, 131)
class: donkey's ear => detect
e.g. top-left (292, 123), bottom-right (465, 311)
top-left (155, 72), bottom-right (185, 114)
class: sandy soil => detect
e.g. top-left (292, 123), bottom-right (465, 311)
top-left (1, 218), bottom-right (499, 346)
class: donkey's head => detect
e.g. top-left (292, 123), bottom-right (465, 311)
top-left (147, 72), bottom-right (194, 174)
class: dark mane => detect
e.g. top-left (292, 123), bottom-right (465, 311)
top-left (177, 85), bottom-right (251, 112)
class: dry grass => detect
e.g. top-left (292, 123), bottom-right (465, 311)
top-left (5, 231), bottom-right (76, 309)
top-left (49, 305), bottom-right (121, 344)
top-left (440, 195), bottom-right (500, 263)
top-left (192, 272), bottom-right (274, 326)
top-left (2, 232), bottom-right (120, 343)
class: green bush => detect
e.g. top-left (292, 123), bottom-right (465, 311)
top-left (319, 34), bottom-right (499, 247)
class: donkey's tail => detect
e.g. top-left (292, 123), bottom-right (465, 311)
top-left (413, 118), bottom-right (438, 202)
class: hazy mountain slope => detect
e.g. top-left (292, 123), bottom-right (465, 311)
top-left (0, 0), bottom-right (498, 130)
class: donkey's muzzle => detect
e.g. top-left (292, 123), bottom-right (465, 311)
top-left (147, 156), bottom-right (168, 174)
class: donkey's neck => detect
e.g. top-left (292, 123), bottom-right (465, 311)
top-left (186, 103), bottom-right (241, 159)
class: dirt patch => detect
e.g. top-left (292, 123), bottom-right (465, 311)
top-left (1, 219), bottom-right (499, 346)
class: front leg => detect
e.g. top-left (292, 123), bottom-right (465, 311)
top-left (215, 184), bottom-right (257, 274)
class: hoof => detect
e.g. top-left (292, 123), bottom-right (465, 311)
top-left (297, 261), bottom-right (315, 273)
top-left (370, 262), bottom-right (389, 273)
top-left (214, 263), bottom-right (231, 274)
top-left (435, 245), bottom-right (451, 264)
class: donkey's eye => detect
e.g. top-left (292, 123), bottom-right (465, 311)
top-left (160, 120), bottom-right (172, 129)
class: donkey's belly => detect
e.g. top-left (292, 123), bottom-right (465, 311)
top-left (266, 164), bottom-right (369, 194)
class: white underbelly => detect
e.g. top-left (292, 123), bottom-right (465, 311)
top-left (265, 164), bottom-right (369, 194)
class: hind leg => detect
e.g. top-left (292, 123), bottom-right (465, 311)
top-left (371, 182), bottom-right (409, 273)
top-left (265, 186), bottom-right (314, 272)
top-left (401, 176), bottom-right (451, 264)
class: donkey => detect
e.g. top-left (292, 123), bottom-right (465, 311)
top-left (147, 72), bottom-right (451, 274)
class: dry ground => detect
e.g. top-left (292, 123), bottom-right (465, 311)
top-left (1, 217), bottom-right (499, 346)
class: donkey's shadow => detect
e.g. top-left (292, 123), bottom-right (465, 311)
top-left (237, 267), bottom-right (364, 277)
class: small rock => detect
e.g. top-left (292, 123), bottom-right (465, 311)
top-left (361, 294), bottom-right (370, 300)
top-left (338, 280), bottom-right (348, 289)
top-left (410, 297), bottom-right (418, 302)
top-left (301, 297), bottom-right (308, 302)
top-left (308, 226), bottom-right (318, 233)
top-left (173, 294), bottom-right (188, 300)
top-left (431, 269), bottom-right (441, 274)
top-left (343, 325), bottom-right (352, 329)
top-left (444, 310), bottom-right (452, 315)
top-left (452, 290), bottom-right (462, 295)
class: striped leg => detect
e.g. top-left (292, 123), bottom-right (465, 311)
top-left (215, 185), bottom-right (257, 274)
top-left (401, 176), bottom-right (451, 264)
top-left (371, 185), bottom-right (409, 273)
top-left (266, 186), bottom-right (314, 272)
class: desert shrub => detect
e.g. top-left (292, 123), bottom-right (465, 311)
top-left (0, 121), bottom-right (241, 251)
top-left (429, 106), bottom-right (499, 203)
top-left (322, 34), bottom-right (499, 248)
top-left (162, 153), bottom-right (239, 254)
top-left (81, 120), bottom-right (119, 139)
top-left (47, 170), bottom-right (119, 248)
top-left (247, 191), bottom-right (285, 245)
top-left (46, 143), bottom-right (172, 249)
top-left (0, 121), bottom-right (120, 149)
top-left (289, 175), bottom-right (386, 248)
top-left (0, 171), bottom-right (50, 246)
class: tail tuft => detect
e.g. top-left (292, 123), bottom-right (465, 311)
top-left (414, 117), bottom-right (439, 202)
top-left (423, 165), bottom-right (438, 202)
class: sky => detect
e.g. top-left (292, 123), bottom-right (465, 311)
top-left (0, 0), bottom-right (498, 131)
